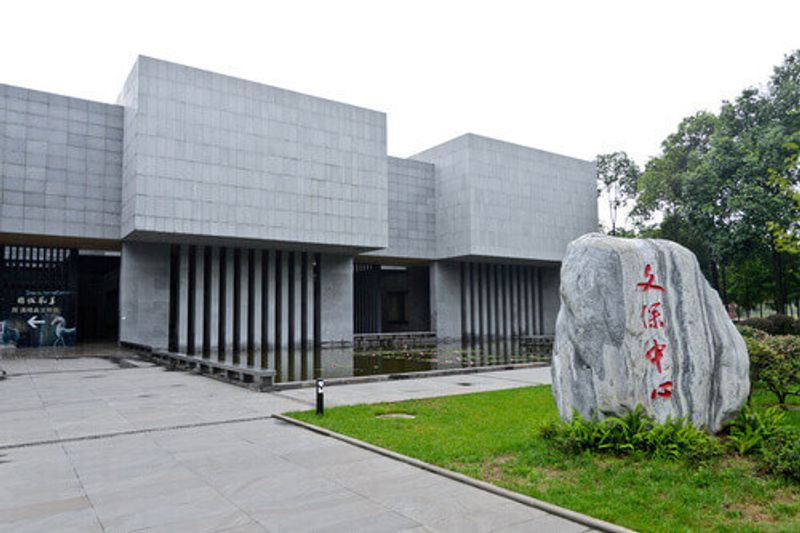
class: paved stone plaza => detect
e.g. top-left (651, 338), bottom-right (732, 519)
top-left (0, 351), bottom-right (597, 532)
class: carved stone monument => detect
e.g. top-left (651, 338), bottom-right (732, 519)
top-left (551, 233), bottom-right (749, 433)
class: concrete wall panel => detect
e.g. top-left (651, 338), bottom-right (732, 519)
top-left (413, 134), bottom-right (596, 262)
top-left (119, 241), bottom-right (169, 348)
top-left (430, 261), bottom-right (461, 341)
top-left (0, 84), bottom-right (123, 241)
top-left (118, 57), bottom-right (388, 251)
top-left (320, 253), bottom-right (353, 345)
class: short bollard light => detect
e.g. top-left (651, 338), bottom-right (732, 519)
top-left (315, 378), bottom-right (324, 416)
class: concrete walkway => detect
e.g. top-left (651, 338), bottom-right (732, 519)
top-left (0, 352), bottom-right (594, 532)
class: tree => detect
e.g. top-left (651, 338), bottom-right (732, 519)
top-left (632, 51), bottom-right (800, 312)
top-left (726, 254), bottom-right (771, 317)
top-left (632, 112), bottom-right (729, 297)
top-left (633, 111), bottom-right (718, 219)
top-left (596, 152), bottom-right (640, 235)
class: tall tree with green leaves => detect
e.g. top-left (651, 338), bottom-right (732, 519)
top-left (595, 151), bottom-right (640, 235)
top-left (632, 51), bottom-right (800, 312)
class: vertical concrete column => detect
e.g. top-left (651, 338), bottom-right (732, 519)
top-left (280, 250), bottom-right (289, 348)
top-left (292, 252), bottom-right (303, 378)
top-left (194, 246), bottom-right (204, 354)
top-left (534, 266), bottom-right (543, 335)
top-left (478, 263), bottom-right (486, 347)
top-left (177, 245), bottom-right (189, 353)
top-left (502, 265), bottom-right (510, 340)
top-left (460, 263), bottom-right (469, 341)
top-left (516, 265), bottom-right (525, 337)
top-left (525, 266), bottom-right (533, 337)
top-left (262, 249), bottom-right (275, 369)
top-left (486, 263), bottom-right (494, 341)
top-left (273, 250), bottom-right (287, 380)
top-left (319, 253), bottom-right (353, 346)
top-left (209, 247), bottom-right (220, 354)
top-left (251, 249), bottom-right (262, 363)
top-left (430, 261), bottom-right (461, 342)
top-left (529, 266), bottom-right (537, 336)
top-left (238, 249), bottom-right (249, 367)
top-left (224, 248), bottom-right (235, 362)
top-left (286, 251), bottom-right (296, 380)
top-left (541, 265), bottom-right (560, 335)
top-left (295, 253), bottom-right (303, 346)
top-left (303, 253), bottom-right (314, 380)
top-left (119, 242), bottom-right (170, 350)
top-left (494, 265), bottom-right (501, 342)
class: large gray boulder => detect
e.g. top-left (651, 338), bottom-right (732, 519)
top-left (551, 233), bottom-right (749, 433)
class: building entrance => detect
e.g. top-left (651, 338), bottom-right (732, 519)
top-left (77, 252), bottom-right (120, 342)
top-left (0, 245), bottom-right (119, 348)
top-left (353, 263), bottom-right (431, 334)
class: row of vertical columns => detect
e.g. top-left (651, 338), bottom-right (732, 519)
top-left (460, 261), bottom-right (544, 342)
top-left (353, 263), bottom-right (381, 333)
top-left (168, 245), bottom-right (321, 381)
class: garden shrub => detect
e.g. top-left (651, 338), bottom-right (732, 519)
top-left (541, 406), bottom-right (722, 462)
top-left (736, 324), bottom-right (769, 341)
top-left (768, 314), bottom-right (800, 334)
top-left (744, 335), bottom-right (776, 384)
top-left (762, 430), bottom-right (800, 482)
top-left (739, 317), bottom-right (776, 334)
top-left (726, 404), bottom-right (785, 455)
top-left (739, 314), bottom-right (800, 335)
top-left (759, 335), bottom-right (800, 406)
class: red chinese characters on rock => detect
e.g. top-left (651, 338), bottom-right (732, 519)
top-left (644, 339), bottom-right (667, 373)
top-left (636, 263), bottom-right (673, 402)
top-left (636, 264), bottom-right (665, 292)
top-left (641, 302), bottom-right (665, 329)
top-left (651, 381), bottom-right (673, 400)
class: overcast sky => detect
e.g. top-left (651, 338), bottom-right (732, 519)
top-left (2, 0), bottom-right (799, 222)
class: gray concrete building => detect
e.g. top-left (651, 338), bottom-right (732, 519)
top-left (0, 56), bottom-right (596, 383)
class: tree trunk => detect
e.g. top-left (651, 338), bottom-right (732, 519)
top-left (709, 260), bottom-right (720, 293)
top-left (719, 263), bottom-right (728, 306)
top-left (776, 391), bottom-right (787, 409)
top-left (771, 248), bottom-right (787, 315)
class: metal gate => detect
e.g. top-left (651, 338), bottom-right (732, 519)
top-left (0, 246), bottom-right (78, 348)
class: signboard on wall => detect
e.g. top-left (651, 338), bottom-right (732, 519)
top-left (0, 290), bottom-right (76, 348)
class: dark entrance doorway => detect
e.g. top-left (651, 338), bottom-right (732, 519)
top-left (0, 245), bottom-right (120, 347)
top-left (77, 252), bottom-right (120, 342)
top-left (354, 263), bottom-right (431, 334)
top-left (0, 245), bottom-right (78, 347)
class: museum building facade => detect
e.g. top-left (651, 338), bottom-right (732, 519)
top-left (0, 56), bottom-right (596, 380)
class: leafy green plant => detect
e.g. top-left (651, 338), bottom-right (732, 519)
top-left (762, 430), bottom-right (800, 482)
top-left (542, 406), bottom-right (721, 462)
top-left (744, 335), bottom-right (776, 385)
top-left (759, 335), bottom-right (800, 406)
top-left (739, 315), bottom-right (800, 335)
top-left (736, 324), bottom-right (769, 341)
top-left (727, 404), bottom-right (785, 455)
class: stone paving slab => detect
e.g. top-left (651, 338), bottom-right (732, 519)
top-left (0, 359), bottom-right (551, 447)
top-left (273, 366), bottom-right (553, 410)
top-left (1, 419), bottom-right (591, 532)
top-left (0, 354), bottom-right (598, 532)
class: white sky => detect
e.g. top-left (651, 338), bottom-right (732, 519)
top-left (2, 0), bottom-right (799, 228)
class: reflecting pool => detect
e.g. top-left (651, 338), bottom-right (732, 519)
top-left (272, 339), bottom-right (553, 383)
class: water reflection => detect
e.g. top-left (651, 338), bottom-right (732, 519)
top-left (272, 338), bottom-right (553, 384)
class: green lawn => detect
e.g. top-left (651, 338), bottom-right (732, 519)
top-left (289, 386), bottom-right (800, 533)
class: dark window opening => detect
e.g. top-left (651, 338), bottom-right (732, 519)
top-left (353, 263), bottom-right (430, 334)
top-left (384, 291), bottom-right (407, 325)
